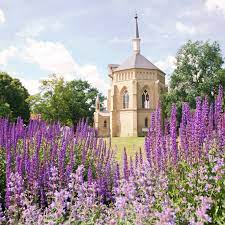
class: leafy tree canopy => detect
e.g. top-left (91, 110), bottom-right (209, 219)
top-left (0, 72), bottom-right (30, 122)
top-left (28, 75), bottom-right (105, 126)
top-left (162, 40), bottom-right (225, 119)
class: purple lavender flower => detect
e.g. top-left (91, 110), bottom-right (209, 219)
top-left (215, 84), bottom-right (223, 130)
top-left (180, 103), bottom-right (190, 160)
top-left (87, 166), bottom-right (93, 185)
top-left (123, 148), bottom-right (129, 180)
top-left (170, 104), bottom-right (178, 164)
top-left (193, 196), bottom-right (212, 224)
top-left (6, 172), bottom-right (24, 223)
top-left (129, 156), bottom-right (134, 177)
top-left (194, 97), bottom-right (203, 159)
top-left (139, 148), bottom-right (143, 165)
top-left (0, 200), bottom-right (5, 223)
top-left (202, 97), bottom-right (209, 139)
top-left (135, 152), bottom-right (139, 168)
top-left (155, 206), bottom-right (176, 225)
top-left (114, 163), bottom-right (120, 188)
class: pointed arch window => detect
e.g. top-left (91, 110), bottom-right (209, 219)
top-left (123, 90), bottom-right (129, 109)
top-left (142, 90), bottom-right (150, 109)
top-left (145, 117), bottom-right (148, 128)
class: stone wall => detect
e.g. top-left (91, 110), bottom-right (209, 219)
top-left (94, 112), bottom-right (110, 137)
top-left (97, 67), bottom-right (166, 137)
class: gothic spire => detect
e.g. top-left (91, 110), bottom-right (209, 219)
top-left (134, 13), bottom-right (139, 38)
top-left (132, 13), bottom-right (141, 54)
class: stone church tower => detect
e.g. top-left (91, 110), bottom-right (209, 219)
top-left (94, 15), bottom-right (167, 137)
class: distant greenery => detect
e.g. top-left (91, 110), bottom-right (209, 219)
top-left (0, 72), bottom-right (30, 122)
top-left (28, 75), bottom-right (105, 126)
top-left (162, 40), bottom-right (225, 120)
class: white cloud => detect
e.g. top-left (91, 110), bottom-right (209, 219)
top-left (16, 24), bottom-right (45, 38)
top-left (154, 55), bottom-right (176, 84)
top-left (22, 38), bottom-right (109, 94)
top-left (109, 37), bottom-right (130, 44)
top-left (9, 71), bottom-right (42, 95)
top-left (22, 78), bottom-right (41, 95)
top-left (175, 21), bottom-right (196, 35)
top-left (16, 21), bottom-right (63, 38)
top-left (205, 0), bottom-right (225, 17)
top-left (0, 46), bottom-right (17, 66)
top-left (0, 9), bottom-right (5, 24)
top-left (177, 8), bottom-right (202, 18)
top-left (78, 64), bottom-right (109, 94)
top-left (19, 78), bottom-right (41, 95)
top-left (22, 38), bottom-right (77, 74)
top-left (155, 55), bottom-right (176, 73)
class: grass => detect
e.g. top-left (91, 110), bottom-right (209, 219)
top-left (104, 137), bottom-right (145, 162)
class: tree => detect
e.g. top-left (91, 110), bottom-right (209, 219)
top-left (0, 72), bottom-right (30, 122)
top-left (162, 40), bottom-right (224, 119)
top-left (64, 80), bottom-right (104, 125)
top-left (29, 75), bottom-right (105, 126)
top-left (0, 102), bottom-right (12, 118)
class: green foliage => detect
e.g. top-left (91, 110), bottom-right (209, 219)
top-left (28, 75), bottom-right (105, 126)
top-left (0, 103), bottom-right (12, 118)
top-left (0, 148), bottom-right (6, 206)
top-left (167, 150), bottom-right (225, 224)
top-left (0, 72), bottom-right (30, 122)
top-left (162, 40), bottom-right (224, 118)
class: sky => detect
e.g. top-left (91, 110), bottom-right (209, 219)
top-left (0, 0), bottom-right (225, 95)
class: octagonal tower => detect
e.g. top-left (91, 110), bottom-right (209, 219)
top-left (95, 14), bottom-right (167, 137)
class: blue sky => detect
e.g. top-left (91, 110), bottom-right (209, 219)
top-left (0, 0), bottom-right (225, 95)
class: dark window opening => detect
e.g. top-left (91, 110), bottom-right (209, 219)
top-left (123, 90), bottom-right (129, 109)
top-left (142, 89), bottom-right (150, 109)
top-left (145, 117), bottom-right (148, 128)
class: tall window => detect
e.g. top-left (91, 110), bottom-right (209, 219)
top-left (104, 120), bottom-right (107, 128)
top-left (142, 90), bottom-right (150, 109)
top-left (123, 90), bottom-right (129, 109)
top-left (145, 117), bottom-right (148, 128)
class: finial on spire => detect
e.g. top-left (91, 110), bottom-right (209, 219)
top-left (134, 13), bottom-right (139, 38)
top-left (132, 13), bottom-right (141, 54)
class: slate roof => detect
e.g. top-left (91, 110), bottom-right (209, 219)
top-left (114, 53), bottom-right (164, 73)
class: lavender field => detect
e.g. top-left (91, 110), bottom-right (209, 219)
top-left (0, 86), bottom-right (225, 225)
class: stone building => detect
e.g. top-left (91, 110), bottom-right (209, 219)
top-left (94, 15), bottom-right (167, 137)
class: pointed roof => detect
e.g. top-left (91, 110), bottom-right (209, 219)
top-left (110, 14), bottom-right (165, 74)
top-left (114, 53), bottom-right (164, 73)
